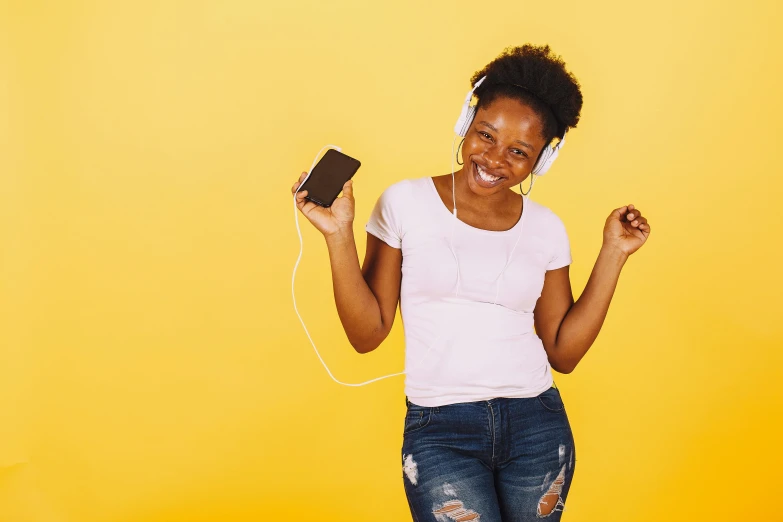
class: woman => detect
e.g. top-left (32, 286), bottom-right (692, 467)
top-left (291, 44), bottom-right (650, 521)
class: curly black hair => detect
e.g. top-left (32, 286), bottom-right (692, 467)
top-left (470, 44), bottom-right (583, 143)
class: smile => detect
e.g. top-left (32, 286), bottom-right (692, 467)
top-left (473, 162), bottom-right (505, 187)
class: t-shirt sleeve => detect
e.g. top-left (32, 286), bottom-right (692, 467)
top-left (546, 212), bottom-right (572, 270)
top-left (365, 182), bottom-right (406, 249)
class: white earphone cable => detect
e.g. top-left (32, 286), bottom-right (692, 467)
top-left (450, 135), bottom-right (462, 296)
top-left (449, 133), bottom-right (533, 305)
top-left (292, 145), bottom-right (436, 386)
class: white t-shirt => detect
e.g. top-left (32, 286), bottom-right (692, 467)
top-left (365, 176), bottom-right (572, 407)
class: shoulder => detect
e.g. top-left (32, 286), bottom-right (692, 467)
top-left (366, 178), bottom-right (430, 245)
top-left (525, 198), bottom-right (568, 233)
top-left (379, 177), bottom-right (428, 197)
top-left (375, 177), bottom-right (430, 206)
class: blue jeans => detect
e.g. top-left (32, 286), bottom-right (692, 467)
top-left (401, 388), bottom-right (576, 521)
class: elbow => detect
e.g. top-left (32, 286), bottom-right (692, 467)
top-left (349, 327), bottom-right (386, 354)
top-left (549, 354), bottom-right (579, 374)
top-left (553, 363), bottom-right (576, 374)
top-left (341, 311), bottom-right (390, 354)
top-left (351, 340), bottom-right (379, 354)
top-left (546, 340), bottom-right (586, 374)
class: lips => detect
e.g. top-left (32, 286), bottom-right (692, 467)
top-left (472, 161), bottom-right (505, 187)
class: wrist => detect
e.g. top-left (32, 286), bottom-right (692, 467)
top-left (599, 244), bottom-right (629, 265)
top-left (324, 226), bottom-right (355, 247)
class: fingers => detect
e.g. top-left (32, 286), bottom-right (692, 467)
top-left (611, 205), bottom-right (629, 220)
top-left (295, 192), bottom-right (319, 217)
top-left (625, 205), bottom-right (640, 224)
top-left (291, 171), bottom-right (308, 195)
top-left (610, 204), bottom-right (649, 229)
top-left (291, 171), bottom-right (309, 209)
top-left (624, 204), bottom-right (649, 230)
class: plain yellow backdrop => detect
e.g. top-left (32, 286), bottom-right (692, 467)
top-left (1, 0), bottom-right (782, 520)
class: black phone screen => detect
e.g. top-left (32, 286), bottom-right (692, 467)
top-left (299, 149), bottom-right (361, 207)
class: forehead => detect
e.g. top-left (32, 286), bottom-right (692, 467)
top-left (475, 96), bottom-right (546, 139)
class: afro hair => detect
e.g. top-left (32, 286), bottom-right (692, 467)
top-left (470, 44), bottom-right (583, 143)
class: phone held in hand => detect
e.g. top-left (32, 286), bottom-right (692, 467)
top-left (299, 149), bottom-right (361, 207)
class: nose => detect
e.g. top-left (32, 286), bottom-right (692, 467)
top-left (482, 143), bottom-right (505, 168)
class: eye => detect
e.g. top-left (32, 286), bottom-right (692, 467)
top-left (478, 131), bottom-right (493, 141)
top-left (511, 149), bottom-right (529, 158)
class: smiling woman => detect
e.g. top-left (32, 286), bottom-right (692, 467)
top-left (291, 43), bottom-right (651, 521)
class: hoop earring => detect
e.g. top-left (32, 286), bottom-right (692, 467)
top-left (520, 174), bottom-right (535, 195)
top-left (456, 138), bottom-right (465, 165)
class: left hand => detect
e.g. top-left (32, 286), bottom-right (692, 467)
top-left (603, 204), bottom-right (651, 258)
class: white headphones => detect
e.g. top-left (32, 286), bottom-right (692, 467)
top-left (454, 75), bottom-right (566, 176)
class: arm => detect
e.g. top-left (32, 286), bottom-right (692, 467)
top-left (325, 231), bottom-right (402, 354)
top-left (534, 204), bottom-right (650, 373)
top-left (534, 249), bottom-right (627, 373)
top-left (292, 173), bottom-right (402, 354)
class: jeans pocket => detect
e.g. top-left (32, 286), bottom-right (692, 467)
top-left (537, 387), bottom-right (566, 413)
top-left (403, 404), bottom-right (433, 435)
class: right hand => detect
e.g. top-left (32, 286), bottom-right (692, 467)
top-left (291, 171), bottom-right (355, 237)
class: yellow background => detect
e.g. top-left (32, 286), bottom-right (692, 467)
top-left (1, 0), bottom-right (781, 520)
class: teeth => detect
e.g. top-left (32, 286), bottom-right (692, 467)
top-left (476, 164), bottom-right (501, 182)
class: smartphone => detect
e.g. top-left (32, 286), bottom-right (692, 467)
top-left (299, 149), bottom-right (361, 207)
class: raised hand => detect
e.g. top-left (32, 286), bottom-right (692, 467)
top-left (602, 204), bottom-right (650, 258)
top-left (291, 171), bottom-right (355, 237)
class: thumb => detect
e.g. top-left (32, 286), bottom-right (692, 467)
top-left (610, 205), bottom-right (629, 220)
top-left (341, 179), bottom-right (354, 201)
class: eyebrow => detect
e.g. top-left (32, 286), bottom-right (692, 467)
top-left (477, 121), bottom-right (534, 151)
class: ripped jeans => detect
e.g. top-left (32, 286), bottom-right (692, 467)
top-left (401, 387), bottom-right (576, 521)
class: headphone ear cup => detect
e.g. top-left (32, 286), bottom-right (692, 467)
top-left (531, 132), bottom-right (568, 176)
top-left (454, 76), bottom-right (486, 137)
top-left (531, 145), bottom-right (557, 176)
top-left (455, 105), bottom-right (476, 137)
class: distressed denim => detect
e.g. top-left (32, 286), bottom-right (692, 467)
top-left (401, 387), bottom-right (576, 521)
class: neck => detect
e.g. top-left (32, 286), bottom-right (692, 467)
top-left (453, 167), bottom-right (520, 213)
